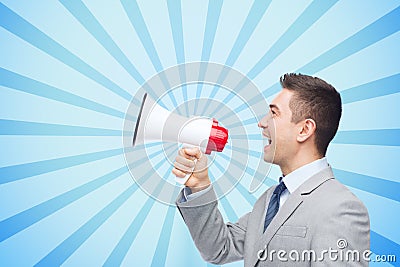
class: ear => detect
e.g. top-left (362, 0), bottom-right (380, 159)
top-left (297, 118), bottom-right (316, 143)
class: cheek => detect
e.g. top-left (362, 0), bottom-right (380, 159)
top-left (276, 124), bottom-right (296, 144)
top-left (267, 117), bottom-right (277, 132)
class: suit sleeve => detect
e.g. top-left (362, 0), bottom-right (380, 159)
top-left (310, 197), bottom-right (370, 267)
top-left (176, 185), bottom-right (249, 265)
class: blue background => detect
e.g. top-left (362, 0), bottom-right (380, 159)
top-left (0, 0), bottom-right (399, 266)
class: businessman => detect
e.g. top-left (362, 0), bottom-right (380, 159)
top-left (172, 73), bottom-right (370, 266)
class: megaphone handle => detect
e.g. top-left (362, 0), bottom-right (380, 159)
top-left (175, 158), bottom-right (197, 185)
top-left (175, 144), bottom-right (201, 185)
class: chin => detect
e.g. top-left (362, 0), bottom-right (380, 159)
top-left (263, 148), bottom-right (274, 161)
top-left (263, 155), bottom-right (273, 163)
top-left (263, 151), bottom-right (278, 164)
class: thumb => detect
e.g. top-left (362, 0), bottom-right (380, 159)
top-left (184, 147), bottom-right (202, 160)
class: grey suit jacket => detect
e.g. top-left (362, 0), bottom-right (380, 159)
top-left (176, 167), bottom-right (370, 266)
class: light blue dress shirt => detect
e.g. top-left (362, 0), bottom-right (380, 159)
top-left (278, 157), bottom-right (328, 207)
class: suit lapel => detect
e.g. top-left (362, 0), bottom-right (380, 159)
top-left (250, 193), bottom-right (303, 267)
top-left (249, 167), bottom-right (335, 267)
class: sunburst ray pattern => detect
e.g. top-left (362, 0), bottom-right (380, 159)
top-left (1, 1), bottom-right (399, 266)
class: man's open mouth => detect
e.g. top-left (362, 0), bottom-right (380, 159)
top-left (262, 132), bottom-right (272, 146)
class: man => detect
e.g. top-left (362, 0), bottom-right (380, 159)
top-left (172, 73), bottom-right (370, 266)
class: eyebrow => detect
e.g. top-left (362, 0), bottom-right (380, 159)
top-left (269, 104), bottom-right (280, 111)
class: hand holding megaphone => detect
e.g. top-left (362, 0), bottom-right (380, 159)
top-left (172, 147), bottom-right (211, 191)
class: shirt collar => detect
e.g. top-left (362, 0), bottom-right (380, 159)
top-left (281, 157), bottom-right (329, 194)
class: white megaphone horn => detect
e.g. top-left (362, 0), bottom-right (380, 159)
top-left (133, 93), bottom-right (229, 185)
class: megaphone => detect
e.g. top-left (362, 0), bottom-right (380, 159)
top-left (133, 93), bottom-right (229, 184)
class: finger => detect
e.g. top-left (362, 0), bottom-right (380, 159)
top-left (174, 161), bottom-right (194, 173)
top-left (183, 147), bottom-right (202, 160)
top-left (175, 155), bottom-right (195, 168)
top-left (178, 148), bottom-right (196, 160)
top-left (172, 167), bottom-right (187, 178)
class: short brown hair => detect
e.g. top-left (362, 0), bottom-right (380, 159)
top-left (280, 73), bottom-right (342, 156)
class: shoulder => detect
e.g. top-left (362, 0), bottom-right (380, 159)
top-left (307, 177), bottom-right (370, 252)
top-left (313, 178), bottom-right (369, 219)
top-left (255, 184), bottom-right (276, 205)
top-left (247, 184), bottom-right (277, 217)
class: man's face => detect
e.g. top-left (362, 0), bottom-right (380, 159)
top-left (258, 89), bottom-right (299, 166)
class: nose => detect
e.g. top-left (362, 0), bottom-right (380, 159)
top-left (258, 115), bottom-right (268, 128)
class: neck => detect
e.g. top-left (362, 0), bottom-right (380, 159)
top-left (280, 150), bottom-right (322, 176)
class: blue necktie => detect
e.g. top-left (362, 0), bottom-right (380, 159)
top-left (263, 181), bottom-right (287, 232)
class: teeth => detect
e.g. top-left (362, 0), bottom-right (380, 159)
top-left (262, 132), bottom-right (272, 145)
